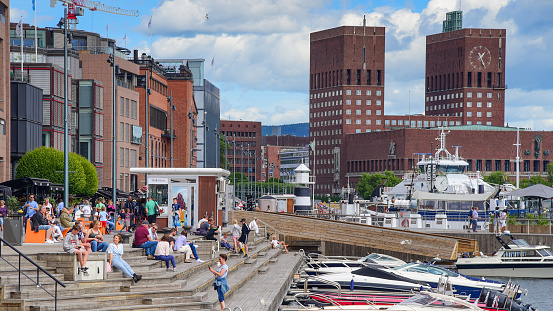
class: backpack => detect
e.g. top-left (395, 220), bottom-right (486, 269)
top-left (154, 202), bottom-right (160, 216)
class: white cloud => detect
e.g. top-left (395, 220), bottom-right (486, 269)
top-left (505, 88), bottom-right (553, 130)
top-left (10, 7), bottom-right (29, 22)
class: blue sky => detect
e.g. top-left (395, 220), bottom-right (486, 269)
top-left (11, 0), bottom-right (553, 129)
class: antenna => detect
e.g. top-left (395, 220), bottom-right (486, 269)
top-left (459, 0), bottom-right (462, 11)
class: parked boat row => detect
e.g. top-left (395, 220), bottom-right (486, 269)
top-left (279, 250), bottom-right (536, 311)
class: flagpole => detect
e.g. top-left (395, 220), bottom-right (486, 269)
top-left (34, 0), bottom-right (37, 62)
top-left (20, 16), bottom-right (23, 81)
top-left (125, 33), bottom-right (127, 49)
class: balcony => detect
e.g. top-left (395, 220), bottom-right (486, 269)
top-left (492, 84), bottom-right (508, 90)
top-left (162, 128), bottom-right (176, 139)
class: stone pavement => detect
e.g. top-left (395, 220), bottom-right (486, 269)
top-left (224, 249), bottom-right (302, 311)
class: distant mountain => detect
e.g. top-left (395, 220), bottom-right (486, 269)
top-left (262, 123), bottom-right (309, 137)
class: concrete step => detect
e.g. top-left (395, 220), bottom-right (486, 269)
top-left (0, 273), bottom-right (66, 285)
top-left (258, 265), bottom-right (270, 274)
top-left (244, 258), bottom-right (257, 265)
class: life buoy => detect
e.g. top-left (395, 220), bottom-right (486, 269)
top-left (401, 219), bottom-right (409, 228)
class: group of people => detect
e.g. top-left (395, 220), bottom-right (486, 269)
top-left (493, 207), bottom-right (508, 234)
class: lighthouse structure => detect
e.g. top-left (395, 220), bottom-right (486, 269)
top-left (291, 164), bottom-right (315, 213)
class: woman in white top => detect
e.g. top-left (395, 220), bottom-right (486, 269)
top-left (154, 234), bottom-right (176, 271)
top-left (108, 234), bottom-right (142, 283)
top-left (43, 198), bottom-right (53, 217)
top-left (82, 200), bottom-right (92, 220)
top-left (500, 209), bottom-right (508, 233)
top-left (231, 219), bottom-right (241, 254)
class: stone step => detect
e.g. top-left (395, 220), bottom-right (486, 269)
top-left (269, 258), bottom-right (278, 264)
top-left (142, 292), bottom-right (207, 305)
top-left (244, 258), bottom-right (257, 265)
top-left (0, 273), bottom-right (66, 285)
top-left (258, 265), bottom-right (270, 274)
top-left (258, 251), bottom-right (268, 257)
top-left (0, 266), bottom-right (58, 277)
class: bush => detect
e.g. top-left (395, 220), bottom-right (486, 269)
top-left (16, 147), bottom-right (98, 197)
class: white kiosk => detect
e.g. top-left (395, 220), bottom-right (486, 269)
top-left (130, 168), bottom-right (230, 228)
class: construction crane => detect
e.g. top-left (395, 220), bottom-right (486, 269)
top-left (51, 0), bottom-right (139, 29)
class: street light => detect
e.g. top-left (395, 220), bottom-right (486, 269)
top-left (59, 9), bottom-right (69, 207)
top-left (187, 110), bottom-right (195, 168)
top-left (107, 52), bottom-right (118, 208)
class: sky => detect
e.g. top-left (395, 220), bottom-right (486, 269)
top-left (10, 0), bottom-right (553, 130)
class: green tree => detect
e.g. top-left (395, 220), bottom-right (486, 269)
top-left (16, 147), bottom-right (98, 196)
top-left (483, 171), bottom-right (508, 184)
top-left (519, 175), bottom-right (550, 188)
top-left (228, 172), bottom-right (248, 184)
top-left (547, 162), bottom-right (553, 185)
top-left (219, 135), bottom-right (230, 170)
top-left (357, 170), bottom-right (402, 200)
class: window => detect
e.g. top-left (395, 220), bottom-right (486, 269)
top-left (487, 112), bottom-right (492, 117)
top-left (346, 100), bottom-right (351, 105)
top-left (125, 99), bottom-right (130, 117)
top-left (467, 92), bottom-right (472, 98)
top-left (356, 90), bottom-right (361, 95)
top-left (377, 70), bottom-right (382, 85)
top-left (376, 90), bottom-right (382, 96)
top-left (120, 97), bottom-right (124, 115)
top-left (487, 102), bottom-right (492, 108)
top-left (485, 160), bottom-right (492, 171)
top-left (120, 122), bottom-right (124, 139)
top-left (477, 92), bottom-right (482, 98)
top-left (398, 120), bottom-right (403, 125)
top-left (376, 100), bottom-right (382, 105)
top-left (366, 90), bottom-right (371, 96)
top-left (476, 160), bottom-right (482, 171)
top-left (534, 160), bottom-right (540, 172)
top-left (543, 161), bottom-right (549, 172)
top-left (417, 121), bottom-right (422, 127)
top-left (0, 119), bottom-right (5, 135)
top-left (487, 93), bottom-right (492, 98)
top-left (376, 120), bottom-right (381, 125)
top-left (467, 112), bottom-right (472, 117)
top-left (356, 100), bottom-right (361, 105)
top-left (366, 100), bottom-right (371, 105)
top-left (346, 69), bottom-right (351, 85)
top-left (131, 100), bottom-right (137, 119)
top-left (356, 129), bottom-right (361, 133)
top-left (376, 110), bottom-right (381, 115)
top-left (346, 119), bottom-right (351, 124)
top-left (150, 106), bottom-right (168, 130)
top-left (346, 90), bottom-right (351, 95)
top-left (430, 121), bottom-right (435, 127)
top-left (477, 102), bottom-right (482, 107)
top-left (356, 110), bottom-right (361, 115)
top-left (385, 120), bottom-right (390, 125)
top-left (477, 112), bottom-right (482, 117)
top-left (346, 109), bottom-right (351, 115)
top-left (392, 120), bottom-right (396, 125)
top-left (467, 72), bottom-right (472, 87)
top-left (524, 160), bottom-right (530, 172)
top-left (355, 119), bottom-right (361, 125)
top-left (467, 102), bottom-right (472, 107)
top-left (120, 147), bottom-right (125, 167)
top-left (366, 119), bottom-right (371, 125)
top-left (504, 160), bottom-right (510, 172)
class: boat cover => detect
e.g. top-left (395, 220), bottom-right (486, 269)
top-left (412, 191), bottom-right (493, 202)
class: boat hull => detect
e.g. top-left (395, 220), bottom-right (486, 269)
top-left (456, 262), bottom-right (553, 278)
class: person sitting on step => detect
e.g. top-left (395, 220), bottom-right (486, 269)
top-left (154, 234), bottom-right (176, 271)
top-left (271, 235), bottom-right (289, 254)
top-left (220, 232), bottom-right (232, 251)
top-left (133, 220), bottom-right (158, 260)
top-left (86, 220), bottom-right (109, 252)
top-left (63, 225), bottom-right (89, 275)
top-left (206, 219), bottom-right (219, 241)
top-left (108, 234), bottom-right (142, 283)
top-left (173, 229), bottom-right (203, 263)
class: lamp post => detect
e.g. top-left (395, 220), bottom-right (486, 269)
top-left (107, 50), bottom-right (117, 208)
top-left (233, 134), bottom-right (236, 202)
top-left (187, 110), bottom-right (195, 168)
top-left (62, 8), bottom-right (69, 206)
top-left (240, 145), bottom-right (244, 202)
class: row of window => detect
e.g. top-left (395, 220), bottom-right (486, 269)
top-left (119, 97), bottom-right (138, 119)
top-left (427, 101), bottom-right (493, 111)
top-left (467, 159), bottom-right (549, 173)
top-left (310, 89), bottom-right (382, 100)
top-left (345, 109), bottom-right (381, 115)
top-left (310, 119), bottom-right (342, 128)
top-left (221, 131), bottom-right (257, 138)
top-left (426, 72), bottom-right (502, 92)
top-left (119, 122), bottom-right (141, 144)
top-left (311, 129), bottom-right (343, 137)
top-left (311, 69), bottom-right (383, 89)
top-left (119, 147), bottom-right (138, 168)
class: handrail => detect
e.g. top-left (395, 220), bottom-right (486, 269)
top-left (0, 236), bottom-right (66, 310)
top-left (303, 275), bottom-right (341, 296)
top-left (256, 218), bottom-right (286, 244)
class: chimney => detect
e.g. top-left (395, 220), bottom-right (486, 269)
top-left (133, 49), bottom-right (138, 61)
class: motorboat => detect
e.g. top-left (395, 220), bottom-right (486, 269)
top-left (303, 253), bottom-right (406, 275)
top-left (456, 233), bottom-right (553, 278)
top-left (386, 262), bottom-right (507, 298)
top-left (287, 291), bottom-right (485, 310)
top-left (302, 267), bottom-right (431, 293)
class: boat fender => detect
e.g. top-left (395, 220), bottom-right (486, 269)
top-left (349, 279), bottom-right (354, 291)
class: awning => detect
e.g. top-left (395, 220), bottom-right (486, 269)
top-left (412, 191), bottom-right (493, 202)
top-left (507, 184), bottom-right (553, 199)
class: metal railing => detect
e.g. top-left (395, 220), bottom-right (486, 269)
top-left (0, 237), bottom-right (66, 310)
top-left (256, 218), bottom-right (286, 244)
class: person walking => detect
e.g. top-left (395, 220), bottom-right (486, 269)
top-left (0, 200), bottom-right (8, 232)
top-left (493, 207), bottom-right (501, 234)
top-left (231, 219), bottom-right (241, 254)
top-left (472, 207), bottom-right (481, 232)
top-left (238, 218), bottom-right (251, 257)
top-left (108, 234), bottom-right (142, 283)
top-left (209, 254), bottom-right (229, 311)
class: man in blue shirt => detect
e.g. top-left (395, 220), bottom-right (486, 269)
top-left (24, 195), bottom-right (39, 221)
top-left (56, 199), bottom-right (64, 217)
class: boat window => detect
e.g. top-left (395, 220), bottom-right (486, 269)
top-left (347, 263), bottom-right (363, 268)
top-left (406, 265), bottom-right (430, 274)
top-left (510, 239), bottom-right (531, 247)
top-left (537, 249), bottom-right (553, 257)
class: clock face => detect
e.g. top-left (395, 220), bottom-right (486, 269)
top-left (435, 175), bottom-right (449, 192)
top-left (469, 46), bottom-right (491, 70)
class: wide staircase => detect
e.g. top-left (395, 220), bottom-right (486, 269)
top-left (0, 229), bottom-right (300, 311)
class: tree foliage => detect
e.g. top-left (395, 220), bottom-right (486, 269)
top-left (547, 162), bottom-right (553, 185)
top-left (228, 172), bottom-right (249, 184)
top-left (357, 171), bottom-right (402, 200)
top-left (16, 147), bottom-right (98, 196)
top-left (219, 135), bottom-right (230, 170)
top-left (483, 171), bottom-right (508, 185)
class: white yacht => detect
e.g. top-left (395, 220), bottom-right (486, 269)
top-left (304, 253), bottom-right (406, 276)
top-left (456, 233), bottom-right (553, 278)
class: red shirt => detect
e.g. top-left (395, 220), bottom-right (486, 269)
top-left (134, 225), bottom-right (149, 246)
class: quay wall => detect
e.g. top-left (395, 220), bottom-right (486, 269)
top-left (437, 233), bottom-right (553, 255)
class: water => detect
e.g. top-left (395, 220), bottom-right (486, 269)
top-left (489, 277), bottom-right (553, 310)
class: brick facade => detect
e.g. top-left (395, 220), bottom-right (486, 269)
top-left (220, 120), bottom-right (262, 181)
